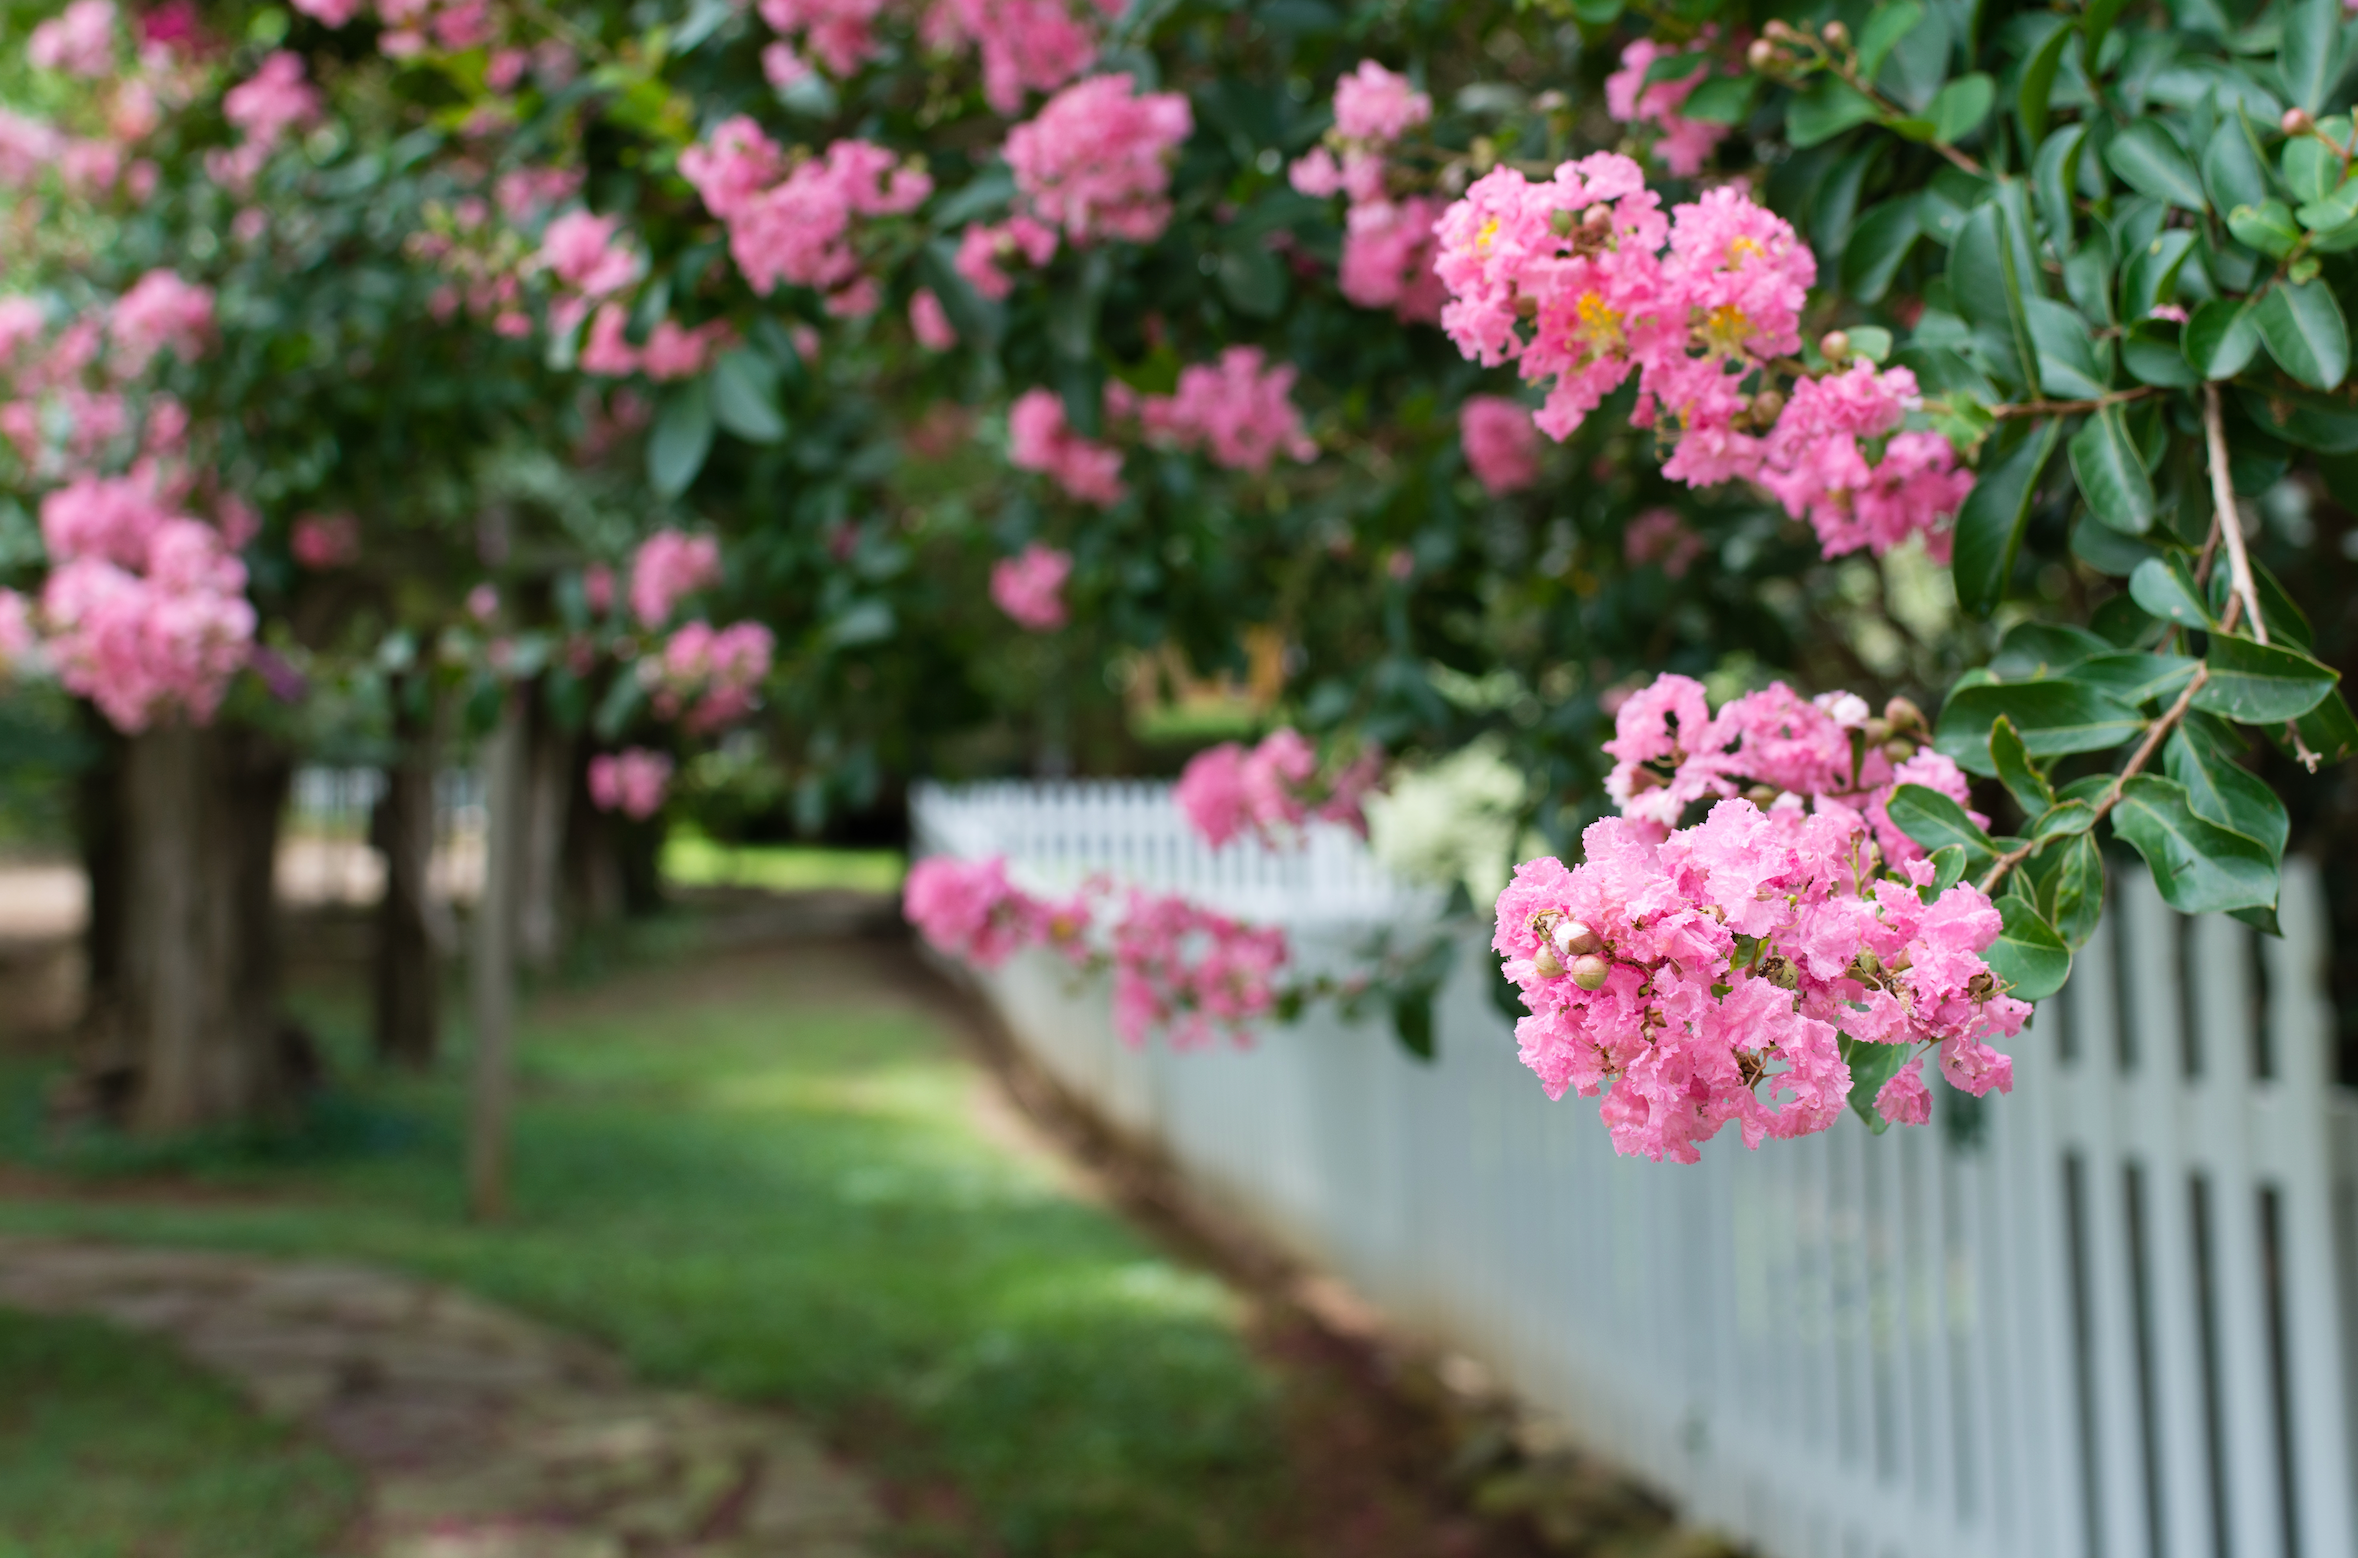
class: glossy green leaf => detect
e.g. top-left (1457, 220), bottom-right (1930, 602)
top-left (1937, 679), bottom-right (2148, 773)
top-left (2105, 121), bottom-right (2208, 210)
top-left (2109, 774), bottom-right (2281, 914)
top-left (2226, 200), bottom-right (2303, 257)
top-left (2123, 323), bottom-right (2201, 386)
top-left (1949, 202), bottom-right (2041, 395)
top-left (2284, 686), bottom-right (2358, 763)
top-left (2234, 380), bottom-right (2358, 451)
top-left (1931, 73), bottom-right (1996, 144)
top-left (1987, 895), bottom-right (2074, 1000)
top-left (2184, 297), bottom-right (2261, 378)
top-left (2282, 133), bottom-right (2343, 205)
top-left (1992, 714), bottom-right (2055, 813)
top-left (2296, 173), bottom-right (2358, 231)
top-left (1885, 782), bottom-right (1999, 861)
top-left (2031, 799), bottom-right (2098, 838)
top-left (2044, 832), bottom-right (2107, 946)
top-left (2064, 230), bottom-right (2118, 324)
top-left (1923, 843), bottom-right (1969, 901)
top-left (2071, 650), bottom-right (2202, 707)
top-left (2083, 0), bottom-right (2136, 69)
top-left (2128, 554), bottom-right (2213, 628)
top-left (2166, 726), bottom-right (2290, 855)
top-left (2019, 22), bottom-right (2076, 146)
top-left (2121, 229), bottom-right (2196, 319)
top-left (1952, 417), bottom-right (2062, 615)
top-left (2034, 126), bottom-right (2088, 253)
top-left (1681, 74), bottom-right (1757, 124)
top-left (2255, 279), bottom-right (2351, 389)
top-left (1789, 78), bottom-right (1886, 147)
top-left (707, 349), bottom-right (786, 444)
top-left (1840, 1035), bottom-right (1913, 1132)
top-left (2192, 634), bottom-right (2339, 722)
top-left (1991, 621), bottom-right (2114, 678)
top-left (2203, 116), bottom-right (2271, 212)
top-left (2028, 298), bottom-right (2109, 398)
top-left (1216, 242), bottom-right (1286, 318)
top-left (2069, 407), bottom-right (2159, 534)
top-left (1842, 199), bottom-right (1921, 303)
top-left (1860, 0), bottom-right (1926, 80)
top-left (2283, 0), bottom-right (2346, 111)
top-left (648, 379), bottom-right (714, 499)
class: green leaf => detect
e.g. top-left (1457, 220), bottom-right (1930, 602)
top-left (2128, 553), bottom-right (2214, 628)
top-left (2166, 726), bottom-right (2290, 854)
top-left (1843, 199), bottom-right (1921, 303)
top-left (2109, 774), bottom-right (2281, 914)
top-left (2031, 799), bottom-right (2098, 838)
top-left (2083, 0), bottom-right (2137, 70)
top-left (2296, 174), bottom-right (2358, 231)
top-left (1952, 418), bottom-right (2062, 615)
top-left (1937, 679), bottom-right (2148, 773)
top-left (2203, 116), bottom-right (2270, 212)
top-left (1885, 782), bottom-right (1999, 862)
top-left (2123, 323), bottom-right (2202, 387)
top-left (1949, 202), bottom-right (2041, 395)
top-left (2282, 133), bottom-right (2343, 205)
top-left (2283, 686), bottom-right (2358, 763)
top-left (2072, 650), bottom-right (2202, 707)
top-left (1860, 0), bottom-right (1927, 81)
top-left (707, 349), bottom-right (786, 444)
top-left (1390, 987), bottom-right (1437, 1061)
top-left (1931, 73), bottom-right (1996, 144)
top-left (2028, 298), bottom-right (2110, 398)
top-left (648, 380), bottom-right (715, 499)
top-left (2043, 832), bottom-right (2107, 946)
top-left (2193, 634), bottom-right (2340, 722)
top-left (1789, 78), bottom-right (1886, 147)
top-left (2226, 201), bottom-right (2303, 258)
top-left (2283, 0), bottom-right (2346, 111)
top-left (1216, 242), bottom-right (1286, 318)
top-left (2184, 297), bottom-right (2262, 379)
top-left (2034, 126), bottom-right (2089, 254)
top-left (2019, 22), bottom-right (2076, 146)
top-left (1847, 325), bottom-right (1894, 363)
top-left (2064, 230), bottom-right (2118, 324)
top-left (1991, 621), bottom-right (2113, 677)
top-left (2105, 121), bottom-right (2209, 210)
top-left (1922, 843), bottom-right (1970, 901)
top-left (2069, 407), bottom-right (2159, 533)
top-left (2255, 279), bottom-right (2351, 389)
top-left (1992, 714), bottom-right (2055, 812)
top-left (2235, 380), bottom-right (2358, 450)
top-left (1987, 895), bottom-right (2074, 1000)
top-left (1681, 74), bottom-right (1757, 124)
top-left (2121, 229), bottom-right (2196, 319)
top-left (1640, 50), bottom-right (1707, 87)
top-left (1840, 1035), bottom-right (1912, 1132)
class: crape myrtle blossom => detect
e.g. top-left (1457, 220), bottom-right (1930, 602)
top-left (909, 289), bottom-right (959, 351)
top-left (1006, 387), bottom-right (1125, 506)
top-left (1604, 36), bottom-right (1732, 178)
top-left (627, 528), bottom-right (721, 628)
top-left (922, 0), bottom-right (1122, 114)
top-left (1109, 347), bottom-right (1316, 472)
top-left (680, 120), bottom-right (931, 315)
top-left (290, 511), bottom-right (360, 568)
top-left (208, 51), bottom-right (321, 193)
top-left (1004, 74), bottom-right (1193, 244)
top-left (990, 543), bottom-right (1071, 630)
top-left (587, 748), bottom-right (673, 819)
top-left (643, 619), bottom-right (775, 731)
top-left (1432, 158), bottom-right (1973, 554)
top-left (1459, 395), bottom-right (1540, 495)
top-left (1176, 727), bottom-right (1383, 848)
top-left (756, 0), bottom-right (889, 77)
top-left (1290, 63), bottom-right (1443, 322)
top-left (0, 589), bottom-right (35, 674)
top-left (108, 270), bottom-right (215, 376)
top-left (29, 0), bottom-right (119, 77)
top-left (903, 855), bottom-right (1286, 1047)
top-left (1491, 671), bottom-right (2021, 1162)
top-left (952, 216), bottom-right (1058, 301)
top-left (1623, 506), bottom-right (1705, 576)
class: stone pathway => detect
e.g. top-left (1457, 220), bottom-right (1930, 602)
top-left (0, 1239), bottom-right (883, 1558)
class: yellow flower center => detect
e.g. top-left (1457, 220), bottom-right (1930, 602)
top-left (1476, 216), bottom-right (1501, 254)
top-left (1699, 303), bottom-right (1752, 356)
top-left (1727, 235), bottom-right (1765, 266)
top-left (1573, 291), bottom-right (1625, 356)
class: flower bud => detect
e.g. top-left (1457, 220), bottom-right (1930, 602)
top-left (1550, 207), bottom-right (1577, 236)
top-left (1819, 329), bottom-right (1851, 363)
top-left (1744, 782), bottom-right (1778, 806)
top-left (1966, 970), bottom-right (1997, 1002)
top-left (1747, 37), bottom-right (1777, 70)
top-left (1762, 18), bottom-right (1795, 39)
top-left (1749, 388), bottom-right (1785, 426)
top-left (1533, 89), bottom-right (1568, 113)
top-left (1533, 944), bottom-right (1566, 978)
top-left (1862, 716), bottom-right (1891, 745)
top-left (1571, 954), bottom-right (1612, 991)
top-left (1557, 919), bottom-right (1601, 957)
top-left (1582, 203), bottom-right (1614, 231)
top-left (1883, 695), bottom-right (1925, 733)
top-left (1883, 737), bottom-right (1917, 762)
top-left (1760, 953), bottom-right (1800, 990)
top-left (1821, 20), bottom-right (1849, 46)
top-left (1846, 948), bottom-right (1885, 987)
top-left (2285, 107), bottom-right (2315, 136)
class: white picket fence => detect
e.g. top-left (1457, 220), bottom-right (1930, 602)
top-left (912, 779), bottom-right (2358, 1558)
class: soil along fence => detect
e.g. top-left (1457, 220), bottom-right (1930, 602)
top-left (913, 780), bottom-right (2358, 1558)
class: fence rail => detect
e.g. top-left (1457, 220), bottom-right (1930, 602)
top-left (914, 779), bottom-right (2358, 1558)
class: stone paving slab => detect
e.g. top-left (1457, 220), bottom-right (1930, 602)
top-left (0, 1238), bottom-right (884, 1557)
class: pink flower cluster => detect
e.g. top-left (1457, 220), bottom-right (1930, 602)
top-left (645, 620), bottom-right (774, 731)
top-left (587, 747), bottom-right (673, 819)
top-left (627, 529), bottom-right (720, 627)
top-left (681, 123), bottom-right (931, 316)
top-left (581, 309), bottom-right (731, 381)
top-left (756, 0), bottom-right (887, 76)
top-left (208, 51), bottom-right (320, 193)
top-left (909, 289), bottom-right (958, 351)
top-left (1175, 728), bottom-right (1382, 849)
top-left (923, 0), bottom-right (1119, 113)
top-left (903, 854), bottom-right (1287, 1048)
top-left (108, 269), bottom-right (215, 376)
top-left (1291, 63), bottom-right (1444, 322)
top-left (1007, 388), bottom-right (1124, 506)
top-left (1110, 348), bottom-right (1316, 472)
top-left (29, 0), bottom-right (118, 76)
top-left (1758, 361), bottom-right (1977, 561)
top-left (952, 214), bottom-right (1059, 300)
top-left (1623, 506), bottom-right (1704, 577)
top-left (1600, 672), bottom-right (1981, 870)
top-left (1004, 74), bottom-right (1192, 244)
top-left (1493, 791), bottom-right (2023, 1162)
top-left (1459, 396), bottom-right (1540, 496)
top-left (1604, 37), bottom-right (1731, 178)
top-left (1497, 671), bottom-right (2019, 1159)
top-left (990, 542), bottom-right (1071, 631)
top-left (1433, 158), bottom-right (1974, 546)
top-left (291, 511), bottom-right (360, 568)
top-left (0, 589), bottom-right (34, 672)
top-left (36, 474), bottom-right (256, 732)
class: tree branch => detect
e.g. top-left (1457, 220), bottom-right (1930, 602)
top-left (2202, 383), bottom-right (2269, 648)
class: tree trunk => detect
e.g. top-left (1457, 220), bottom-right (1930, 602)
top-left (468, 690), bottom-right (525, 1222)
top-left (516, 697), bottom-right (571, 971)
top-left (80, 722), bottom-right (297, 1135)
top-left (370, 699), bottom-right (443, 1069)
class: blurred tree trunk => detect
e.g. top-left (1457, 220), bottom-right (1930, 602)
top-left (370, 688), bottom-right (443, 1069)
top-left (516, 696), bottom-right (571, 971)
top-left (75, 721), bottom-right (298, 1133)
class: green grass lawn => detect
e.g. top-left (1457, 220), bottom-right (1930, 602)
top-left (0, 1308), bottom-right (358, 1558)
top-left (660, 833), bottom-right (906, 894)
top-left (0, 929), bottom-right (1292, 1558)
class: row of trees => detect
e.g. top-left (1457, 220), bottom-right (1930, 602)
top-left (2, 0), bottom-right (2353, 1154)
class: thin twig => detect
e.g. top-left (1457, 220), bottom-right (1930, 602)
top-left (1990, 386), bottom-right (2165, 420)
top-left (2202, 383), bottom-right (2269, 647)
